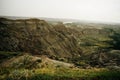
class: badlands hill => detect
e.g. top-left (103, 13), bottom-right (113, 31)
top-left (0, 17), bottom-right (120, 68)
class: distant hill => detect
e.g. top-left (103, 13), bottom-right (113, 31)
top-left (1, 16), bottom-right (120, 25)
top-left (0, 16), bottom-right (80, 23)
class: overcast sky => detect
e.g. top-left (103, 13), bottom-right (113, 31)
top-left (0, 0), bottom-right (120, 23)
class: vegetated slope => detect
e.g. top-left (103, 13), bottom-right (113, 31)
top-left (1, 53), bottom-right (74, 69)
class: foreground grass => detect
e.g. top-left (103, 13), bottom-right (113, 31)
top-left (0, 68), bottom-right (120, 80)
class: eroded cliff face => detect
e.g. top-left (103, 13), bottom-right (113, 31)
top-left (0, 18), bottom-right (82, 59)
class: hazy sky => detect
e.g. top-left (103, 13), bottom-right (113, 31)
top-left (0, 0), bottom-right (120, 23)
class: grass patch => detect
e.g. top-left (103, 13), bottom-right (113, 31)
top-left (1, 68), bottom-right (120, 80)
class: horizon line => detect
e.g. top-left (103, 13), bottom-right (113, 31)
top-left (0, 15), bottom-right (120, 24)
